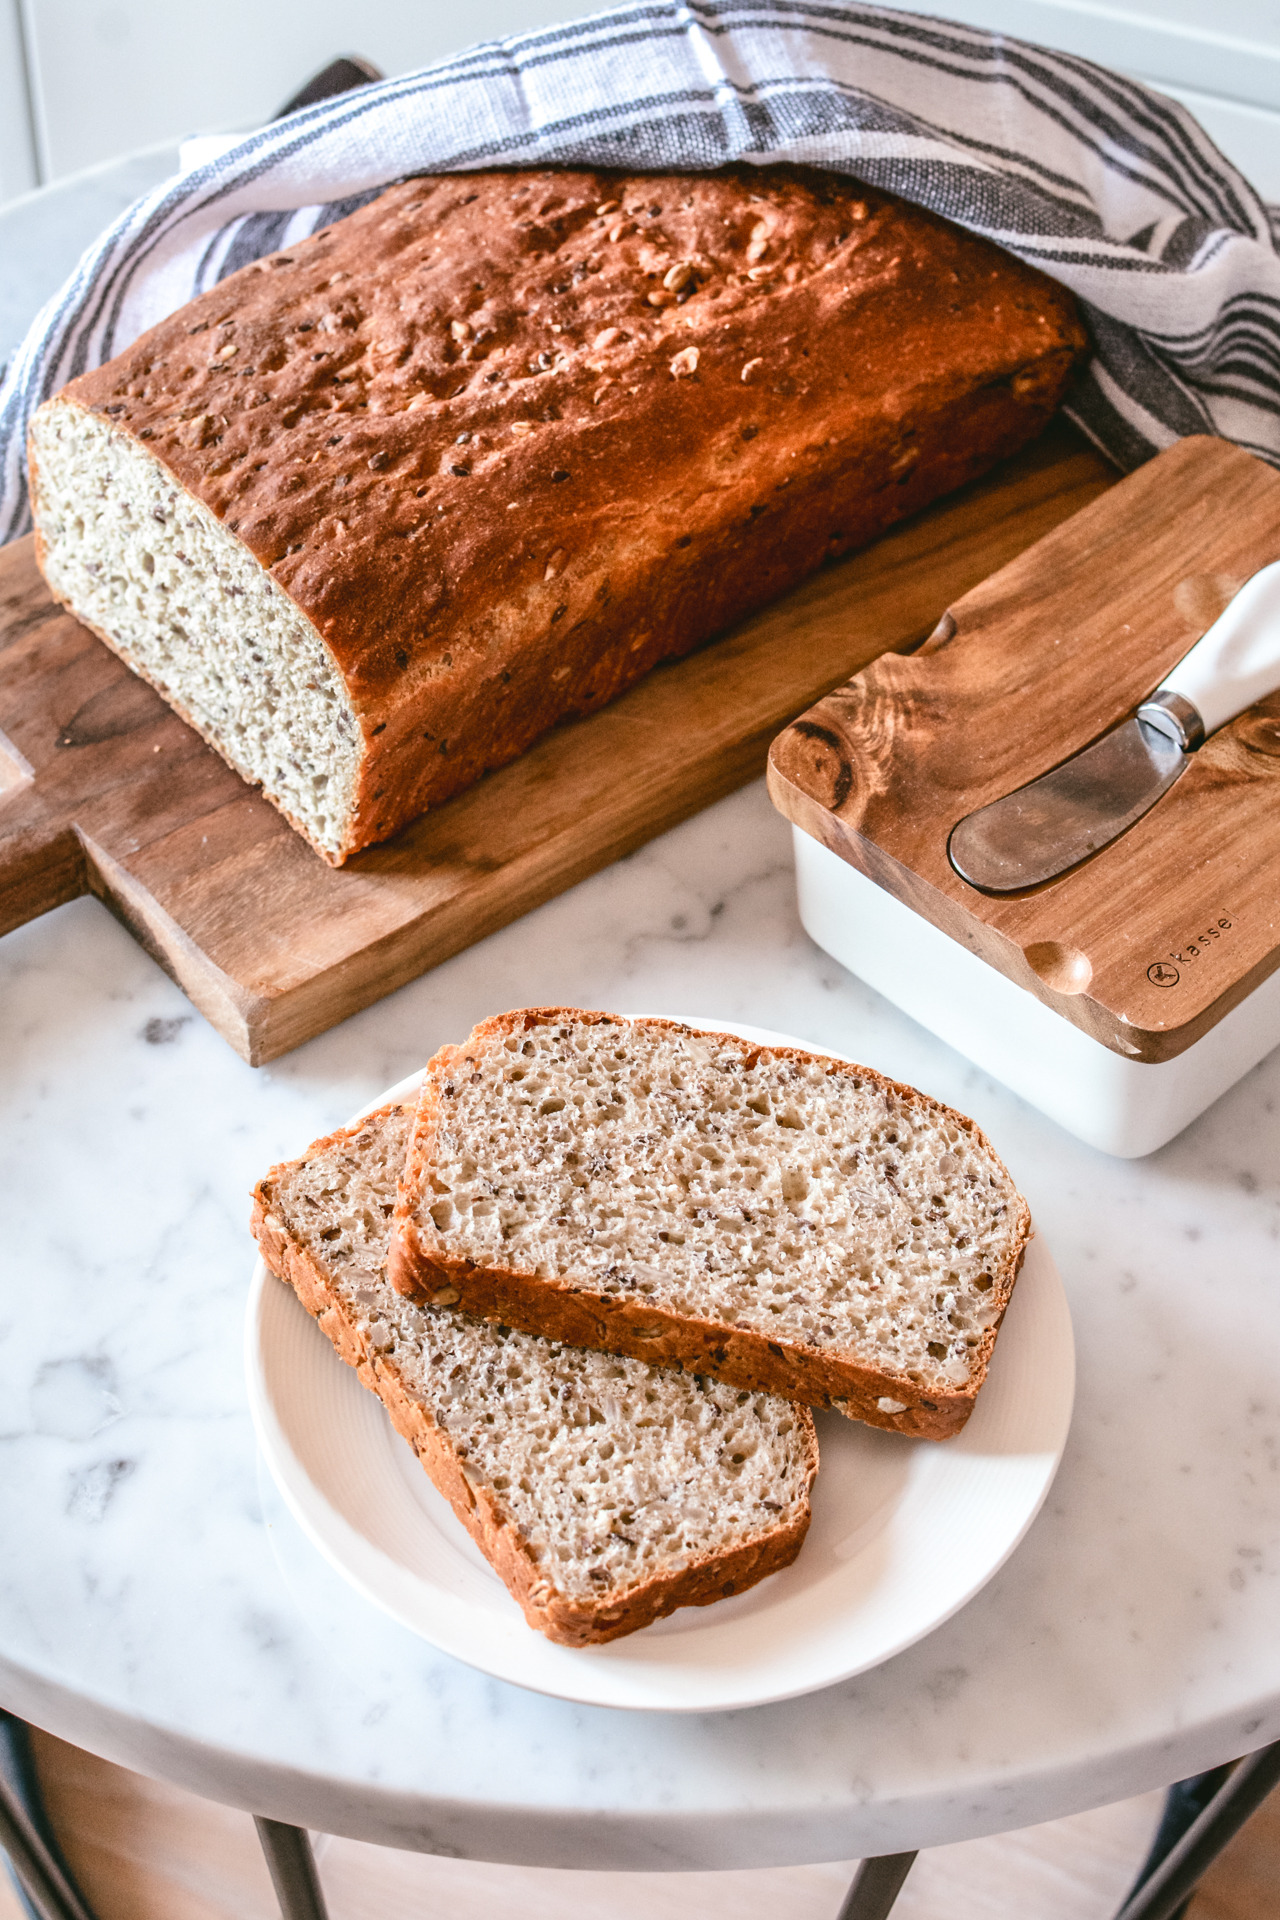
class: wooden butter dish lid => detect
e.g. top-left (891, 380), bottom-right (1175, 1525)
top-left (768, 436), bottom-right (1280, 1065)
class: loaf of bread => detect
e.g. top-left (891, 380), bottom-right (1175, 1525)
top-left (388, 1010), bottom-right (1031, 1439)
top-left (251, 1099), bottom-right (818, 1644)
top-left (29, 165), bottom-right (1086, 864)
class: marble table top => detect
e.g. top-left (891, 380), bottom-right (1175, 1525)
top-left (2, 777), bottom-right (1279, 1870)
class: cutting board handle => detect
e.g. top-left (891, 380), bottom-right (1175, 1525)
top-left (1157, 558), bottom-right (1280, 736)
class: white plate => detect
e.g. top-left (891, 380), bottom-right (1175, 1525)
top-left (245, 1019), bottom-right (1075, 1713)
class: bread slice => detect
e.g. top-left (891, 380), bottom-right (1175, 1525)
top-left (251, 1101), bottom-right (818, 1646)
top-left (388, 1010), bottom-right (1032, 1440)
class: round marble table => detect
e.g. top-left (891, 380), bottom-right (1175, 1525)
top-left (2, 773), bottom-right (1279, 1871)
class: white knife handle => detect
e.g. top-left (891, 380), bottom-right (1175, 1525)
top-left (1154, 559), bottom-right (1280, 740)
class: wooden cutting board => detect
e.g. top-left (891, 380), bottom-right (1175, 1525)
top-left (768, 434), bottom-right (1280, 1064)
top-left (0, 419), bottom-right (1114, 1064)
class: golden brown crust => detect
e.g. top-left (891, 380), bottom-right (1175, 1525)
top-left (388, 1011), bottom-right (1032, 1440)
top-left (251, 1107), bottom-right (816, 1645)
top-left (41, 165), bottom-right (1086, 862)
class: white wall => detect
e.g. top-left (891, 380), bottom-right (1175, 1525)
top-left (4, 0), bottom-right (1280, 202)
top-left (14, 0), bottom-right (606, 184)
top-left (1, 0), bottom-right (38, 200)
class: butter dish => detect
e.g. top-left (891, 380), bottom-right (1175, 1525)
top-left (769, 437), bottom-right (1280, 1156)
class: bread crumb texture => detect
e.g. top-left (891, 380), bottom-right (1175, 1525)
top-left (31, 164), bottom-right (1085, 861)
top-left (414, 1015), bottom-right (1027, 1399)
top-left (272, 1104), bottom-right (814, 1606)
top-left (30, 403), bottom-right (359, 856)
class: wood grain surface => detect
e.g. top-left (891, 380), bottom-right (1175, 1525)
top-left (0, 418), bottom-right (1113, 1064)
top-left (769, 435), bottom-right (1280, 1064)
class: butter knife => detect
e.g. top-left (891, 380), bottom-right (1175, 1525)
top-left (948, 559), bottom-right (1280, 893)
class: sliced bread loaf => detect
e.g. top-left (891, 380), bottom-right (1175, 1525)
top-left (29, 166), bottom-right (1084, 864)
top-left (388, 1010), bottom-right (1032, 1439)
top-left (251, 1100), bottom-right (818, 1645)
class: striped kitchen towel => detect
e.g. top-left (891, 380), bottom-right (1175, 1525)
top-left (3, 0), bottom-right (1279, 544)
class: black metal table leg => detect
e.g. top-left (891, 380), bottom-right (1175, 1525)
top-left (254, 1817), bottom-right (331, 1920)
top-left (1116, 1763), bottom-right (1233, 1920)
top-left (836, 1850), bottom-right (918, 1919)
top-left (0, 1715), bottom-right (99, 1920)
top-left (1113, 1738), bottom-right (1280, 1920)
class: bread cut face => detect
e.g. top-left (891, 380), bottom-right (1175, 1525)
top-left (251, 1101), bottom-right (818, 1645)
top-left (29, 400), bottom-right (361, 861)
top-left (389, 1011), bottom-right (1032, 1438)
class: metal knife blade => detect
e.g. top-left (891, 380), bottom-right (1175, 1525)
top-left (946, 559), bottom-right (1280, 894)
top-left (948, 716), bottom-right (1187, 893)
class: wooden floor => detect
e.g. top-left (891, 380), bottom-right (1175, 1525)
top-left (3, 1728), bottom-right (1277, 1919)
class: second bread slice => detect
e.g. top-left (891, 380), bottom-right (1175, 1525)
top-left (389, 1009), bottom-right (1032, 1438)
top-left (253, 1099), bottom-right (817, 1645)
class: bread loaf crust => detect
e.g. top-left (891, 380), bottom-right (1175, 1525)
top-left (389, 1011), bottom-right (1032, 1440)
top-left (252, 1107), bottom-right (817, 1645)
top-left (33, 165), bottom-right (1086, 862)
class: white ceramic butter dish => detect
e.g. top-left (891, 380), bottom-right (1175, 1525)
top-left (768, 437), bottom-right (1280, 1157)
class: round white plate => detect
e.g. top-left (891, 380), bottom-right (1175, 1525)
top-left (245, 1019), bottom-right (1075, 1713)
